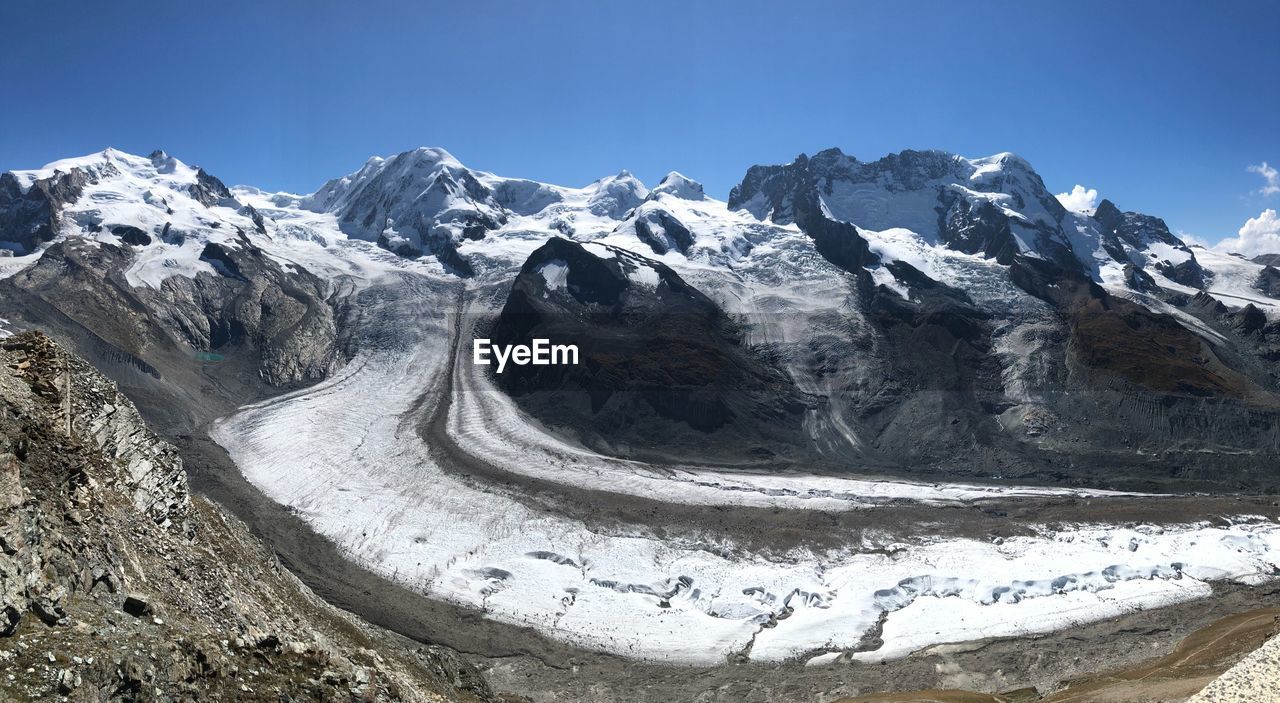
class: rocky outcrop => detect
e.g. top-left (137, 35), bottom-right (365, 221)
top-left (1, 235), bottom-right (341, 388)
top-left (631, 207), bottom-right (695, 255)
top-left (1093, 199), bottom-right (1206, 287)
top-left (1256, 265), bottom-right (1280, 298)
top-left (0, 332), bottom-right (503, 702)
top-left (489, 238), bottom-right (810, 462)
top-left (0, 167), bottom-right (97, 254)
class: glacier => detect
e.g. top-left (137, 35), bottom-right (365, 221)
top-left (6, 145), bottom-right (1280, 666)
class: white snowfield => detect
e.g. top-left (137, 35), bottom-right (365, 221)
top-left (1192, 247), bottom-right (1280, 319)
top-left (6, 149), bottom-right (264, 288)
top-left (8, 147), bottom-right (1280, 665)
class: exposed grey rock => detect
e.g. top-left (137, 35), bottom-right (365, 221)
top-left (1256, 265), bottom-right (1280, 297)
top-left (490, 237), bottom-right (812, 461)
top-left (0, 332), bottom-right (501, 702)
top-left (632, 207), bottom-right (694, 255)
top-left (1, 235), bottom-right (340, 388)
top-left (0, 454), bottom-right (20, 510)
top-left (0, 167), bottom-right (98, 254)
top-left (1094, 198), bottom-right (1206, 287)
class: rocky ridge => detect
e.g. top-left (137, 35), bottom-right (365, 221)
top-left (0, 331), bottom-right (507, 702)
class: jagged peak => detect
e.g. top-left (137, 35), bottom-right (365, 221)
top-left (1094, 198), bottom-right (1123, 219)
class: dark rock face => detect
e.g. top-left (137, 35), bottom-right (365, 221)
top-left (1093, 199), bottom-right (1206, 287)
top-left (1233, 304), bottom-right (1269, 334)
top-left (488, 238), bottom-right (810, 462)
top-left (727, 152), bottom-right (812, 225)
top-left (0, 168), bottom-right (97, 254)
top-left (1257, 265), bottom-right (1280, 297)
top-left (111, 225), bottom-right (151, 246)
top-left (1124, 263), bottom-right (1158, 292)
top-left (632, 208), bottom-right (695, 255)
top-left (0, 234), bottom-right (340, 390)
top-left (855, 267), bottom-right (1009, 463)
top-left (1010, 256), bottom-right (1244, 396)
top-left (937, 191), bottom-right (1021, 264)
top-left (199, 242), bottom-right (247, 280)
top-left (802, 213), bottom-right (879, 274)
top-left (190, 167), bottom-right (235, 208)
top-left (728, 150), bottom-right (882, 274)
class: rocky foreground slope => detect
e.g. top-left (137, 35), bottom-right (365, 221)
top-left (0, 331), bottom-right (506, 702)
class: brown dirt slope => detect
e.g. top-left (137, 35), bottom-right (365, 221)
top-left (833, 608), bottom-right (1280, 703)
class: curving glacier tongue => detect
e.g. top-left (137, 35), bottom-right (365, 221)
top-left (208, 259), bottom-right (1280, 665)
top-left (4, 144), bottom-right (1280, 667)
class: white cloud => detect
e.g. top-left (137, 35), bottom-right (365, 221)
top-left (1055, 184), bottom-right (1099, 213)
top-left (1177, 230), bottom-right (1211, 248)
top-left (1214, 208), bottom-right (1280, 257)
top-left (1249, 162), bottom-right (1280, 197)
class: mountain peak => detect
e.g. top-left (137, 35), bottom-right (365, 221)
top-left (587, 170), bottom-right (649, 218)
top-left (651, 171), bottom-right (705, 200)
top-left (406, 145), bottom-right (460, 165)
top-left (7, 148), bottom-right (212, 195)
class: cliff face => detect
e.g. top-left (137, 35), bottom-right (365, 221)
top-left (0, 332), bottom-right (504, 703)
top-left (2, 236), bottom-right (342, 390)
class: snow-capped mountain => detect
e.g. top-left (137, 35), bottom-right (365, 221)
top-left (726, 147), bottom-right (1212, 296)
top-left (4, 144), bottom-right (1272, 308)
top-left (5, 144), bottom-right (1280, 681)
top-left (1, 144), bottom-right (1279, 481)
top-left (0, 148), bottom-right (269, 288)
top-left (0, 148), bottom-right (340, 391)
top-left (298, 147), bottom-right (657, 275)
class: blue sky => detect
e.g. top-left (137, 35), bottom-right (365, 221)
top-left (2, 0), bottom-right (1278, 247)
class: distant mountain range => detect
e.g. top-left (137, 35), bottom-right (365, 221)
top-left (2, 146), bottom-right (1279, 490)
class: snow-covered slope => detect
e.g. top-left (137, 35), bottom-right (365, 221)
top-left (1192, 246), bottom-right (1280, 317)
top-left (0, 148), bottom-right (268, 289)
top-left (725, 147), bottom-right (1224, 304)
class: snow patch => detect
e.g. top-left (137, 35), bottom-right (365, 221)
top-left (536, 259), bottom-right (569, 291)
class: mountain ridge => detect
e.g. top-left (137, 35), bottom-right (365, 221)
top-left (2, 145), bottom-right (1280, 488)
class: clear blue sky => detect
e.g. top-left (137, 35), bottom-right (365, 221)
top-left (2, 0), bottom-right (1278, 243)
